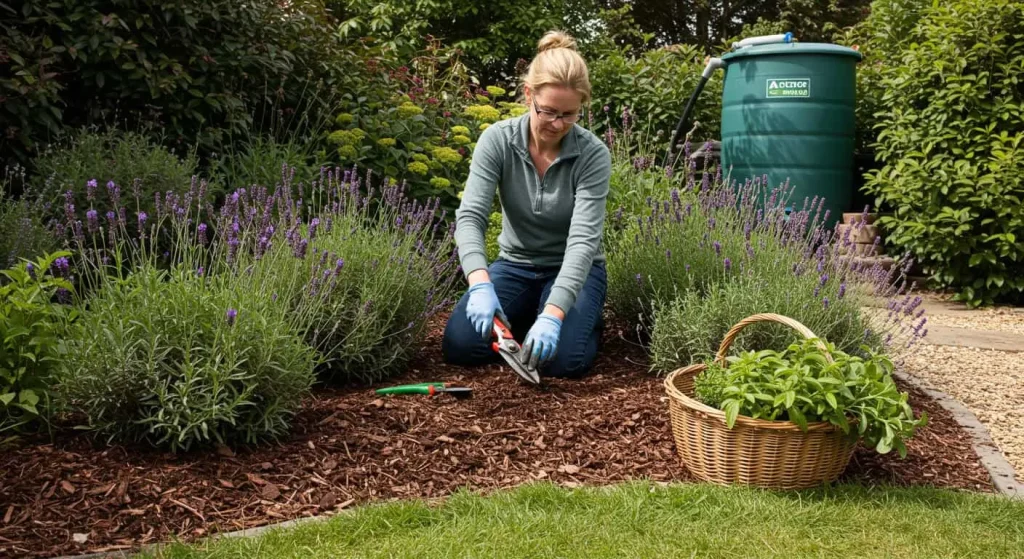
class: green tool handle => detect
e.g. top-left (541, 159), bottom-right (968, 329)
top-left (376, 385), bottom-right (430, 395)
top-left (375, 383), bottom-right (447, 396)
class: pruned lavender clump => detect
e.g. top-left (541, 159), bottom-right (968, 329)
top-left (607, 141), bottom-right (926, 370)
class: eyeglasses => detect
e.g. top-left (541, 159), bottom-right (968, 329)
top-left (532, 100), bottom-right (583, 124)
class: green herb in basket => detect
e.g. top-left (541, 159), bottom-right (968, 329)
top-left (692, 338), bottom-right (927, 457)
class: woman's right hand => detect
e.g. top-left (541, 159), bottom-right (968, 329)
top-left (465, 280), bottom-right (507, 340)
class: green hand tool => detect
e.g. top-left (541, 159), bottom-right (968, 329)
top-left (375, 383), bottom-right (473, 399)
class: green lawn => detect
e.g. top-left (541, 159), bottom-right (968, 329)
top-left (147, 481), bottom-right (1024, 558)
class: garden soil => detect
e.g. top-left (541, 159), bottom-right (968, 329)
top-left (0, 314), bottom-right (996, 558)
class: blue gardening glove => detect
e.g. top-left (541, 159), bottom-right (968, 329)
top-left (465, 282), bottom-right (508, 340)
top-left (522, 313), bottom-right (562, 370)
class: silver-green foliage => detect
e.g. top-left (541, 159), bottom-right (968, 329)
top-left (59, 264), bottom-right (316, 452)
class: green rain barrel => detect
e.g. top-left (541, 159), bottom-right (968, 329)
top-left (719, 42), bottom-right (862, 226)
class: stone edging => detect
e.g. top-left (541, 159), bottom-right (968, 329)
top-left (51, 513), bottom-right (339, 559)
top-left (893, 369), bottom-right (1022, 499)
top-left (53, 371), bottom-right (1023, 559)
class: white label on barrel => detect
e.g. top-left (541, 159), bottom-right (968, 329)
top-left (766, 78), bottom-right (810, 98)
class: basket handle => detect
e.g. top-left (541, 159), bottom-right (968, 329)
top-left (714, 313), bottom-right (833, 364)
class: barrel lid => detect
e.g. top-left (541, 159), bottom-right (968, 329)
top-left (721, 42), bottom-right (862, 62)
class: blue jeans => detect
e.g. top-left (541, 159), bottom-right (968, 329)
top-left (442, 258), bottom-right (607, 379)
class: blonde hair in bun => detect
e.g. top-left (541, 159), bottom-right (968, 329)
top-left (523, 30), bottom-right (591, 104)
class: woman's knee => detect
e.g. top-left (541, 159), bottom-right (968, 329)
top-left (441, 311), bottom-right (495, 366)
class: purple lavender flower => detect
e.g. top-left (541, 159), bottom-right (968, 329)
top-left (823, 297), bottom-right (830, 309)
top-left (335, 258), bottom-right (345, 273)
top-left (226, 308), bottom-right (237, 326)
top-left (86, 179), bottom-right (98, 201)
top-left (86, 209), bottom-right (99, 233)
top-left (635, 273), bottom-right (642, 287)
top-left (137, 211), bottom-right (148, 229)
top-left (294, 238), bottom-right (308, 259)
top-left (26, 262), bottom-right (35, 279)
top-left (309, 218), bottom-right (320, 240)
top-left (713, 241), bottom-right (722, 256)
top-left (198, 223), bottom-right (208, 245)
top-left (53, 257), bottom-right (70, 277)
top-left (227, 238), bottom-right (240, 264)
top-left (197, 266), bottom-right (205, 277)
top-left (838, 282), bottom-right (847, 299)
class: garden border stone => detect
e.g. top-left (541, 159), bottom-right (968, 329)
top-left (51, 513), bottom-right (342, 559)
top-left (893, 369), bottom-right (1022, 500)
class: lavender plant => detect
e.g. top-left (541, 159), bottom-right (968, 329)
top-left (58, 265), bottom-right (316, 451)
top-left (606, 151), bottom-right (927, 368)
top-left (221, 167), bottom-right (460, 383)
top-left (55, 162), bottom-right (458, 450)
top-left (1, 165), bottom-right (58, 269)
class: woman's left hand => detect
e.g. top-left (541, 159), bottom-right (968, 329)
top-left (522, 311), bottom-right (563, 370)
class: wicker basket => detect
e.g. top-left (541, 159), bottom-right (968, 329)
top-left (664, 313), bottom-right (857, 489)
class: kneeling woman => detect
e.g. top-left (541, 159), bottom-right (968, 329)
top-left (442, 30), bottom-right (611, 378)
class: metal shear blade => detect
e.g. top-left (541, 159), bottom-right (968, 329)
top-left (492, 319), bottom-right (541, 385)
top-left (498, 340), bottom-right (540, 385)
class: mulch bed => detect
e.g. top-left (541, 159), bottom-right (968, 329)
top-left (0, 314), bottom-right (995, 559)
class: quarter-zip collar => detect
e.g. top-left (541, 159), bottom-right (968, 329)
top-left (511, 112), bottom-right (582, 163)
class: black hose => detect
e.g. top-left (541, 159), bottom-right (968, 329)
top-left (663, 75), bottom-right (709, 169)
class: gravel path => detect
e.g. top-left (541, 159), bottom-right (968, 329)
top-left (902, 344), bottom-right (1024, 474)
top-left (926, 309), bottom-right (1024, 337)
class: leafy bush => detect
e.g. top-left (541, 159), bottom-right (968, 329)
top-left (588, 43), bottom-right (722, 147)
top-left (1, 166), bottom-right (57, 269)
top-left (328, 72), bottom-right (524, 210)
top-left (1, 0), bottom-right (354, 168)
top-left (834, 0), bottom-right (933, 156)
top-left (32, 128), bottom-right (200, 237)
top-left (692, 338), bottom-right (927, 457)
top-left (59, 264), bottom-right (316, 452)
top-left (1, 251), bottom-right (75, 436)
top-left (861, 0), bottom-right (1024, 306)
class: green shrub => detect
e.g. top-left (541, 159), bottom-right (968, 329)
top-left (208, 136), bottom-right (327, 195)
top-left (1, 167), bottom-right (57, 269)
top-left (1, 0), bottom-right (353, 168)
top-left (328, 72), bottom-right (522, 211)
top-left (588, 43), bottom-right (722, 147)
top-left (834, 0), bottom-right (933, 156)
top-left (1, 251), bottom-right (75, 436)
top-left (862, 0), bottom-right (1024, 306)
top-left (32, 128), bottom-right (200, 235)
top-left (692, 337), bottom-right (926, 457)
top-left (58, 264), bottom-right (316, 452)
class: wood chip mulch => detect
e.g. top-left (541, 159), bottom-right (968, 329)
top-left (0, 314), bottom-right (996, 559)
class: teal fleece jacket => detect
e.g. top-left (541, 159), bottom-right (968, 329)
top-left (454, 113), bottom-right (612, 313)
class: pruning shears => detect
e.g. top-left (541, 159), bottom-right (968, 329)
top-left (376, 382), bottom-right (473, 399)
top-left (492, 316), bottom-right (541, 385)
